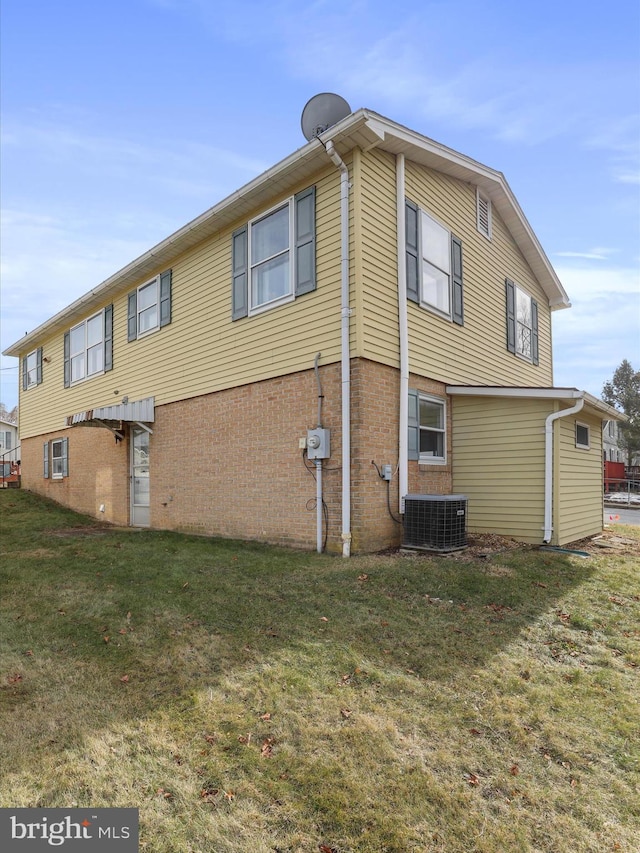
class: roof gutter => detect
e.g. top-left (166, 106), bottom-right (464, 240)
top-left (325, 140), bottom-right (352, 557)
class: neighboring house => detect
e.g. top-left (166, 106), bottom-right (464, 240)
top-left (603, 419), bottom-right (625, 463)
top-left (0, 417), bottom-right (19, 464)
top-left (3, 108), bottom-right (623, 554)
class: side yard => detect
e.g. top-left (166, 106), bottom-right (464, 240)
top-left (1, 491), bottom-right (638, 852)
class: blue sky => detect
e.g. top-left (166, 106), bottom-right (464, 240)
top-left (1, 0), bottom-right (639, 409)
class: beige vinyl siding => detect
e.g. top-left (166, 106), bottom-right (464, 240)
top-left (358, 149), bottom-right (401, 366)
top-left (17, 167), bottom-right (346, 440)
top-left (405, 162), bottom-right (553, 386)
top-left (554, 412), bottom-right (604, 545)
top-left (451, 396), bottom-right (549, 543)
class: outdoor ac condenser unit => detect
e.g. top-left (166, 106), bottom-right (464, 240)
top-left (402, 494), bottom-right (468, 552)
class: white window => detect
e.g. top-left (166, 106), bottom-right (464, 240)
top-left (405, 200), bottom-right (464, 325)
top-left (420, 211), bottom-right (451, 316)
top-left (515, 286), bottom-right (533, 359)
top-left (249, 200), bottom-right (295, 312)
top-left (476, 188), bottom-right (492, 239)
top-left (137, 277), bottom-right (160, 335)
top-left (51, 438), bottom-right (68, 478)
top-left (506, 279), bottom-right (538, 364)
top-left (69, 312), bottom-right (104, 383)
top-left (419, 394), bottom-right (446, 463)
top-left (25, 350), bottom-right (39, 388)
top-left (576, 422), bottom-right (590, 450)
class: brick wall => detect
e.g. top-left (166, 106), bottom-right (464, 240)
top-left (350, 360), bottom-right (452, 551)
top-left (21, 426), bottom-right (129, 524)
top-left (18, 361), bottom-right (453, 553)
top-left (151, 364), bottom-right (343, 550)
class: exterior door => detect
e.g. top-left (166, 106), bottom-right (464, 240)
top-left (131, 427), bottom-right (150, 527)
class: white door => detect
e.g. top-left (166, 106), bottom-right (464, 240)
top-left (131, 428), bottom-right (150, 527)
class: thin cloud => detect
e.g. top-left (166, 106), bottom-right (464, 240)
top-left (554, 248), bottom-right (616, 261)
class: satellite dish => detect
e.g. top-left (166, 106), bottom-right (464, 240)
top-left (301, 93), bottom-right (352, 141)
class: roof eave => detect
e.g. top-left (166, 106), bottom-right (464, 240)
top-left (446, 385), bottom-right (626, 421)
top-left (4, 108), bottom-right (570, 356)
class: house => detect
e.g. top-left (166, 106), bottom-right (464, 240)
top-left (3, 107), bottom-right (623, 554)
top-left (0, 417), bottom-right (19, 464)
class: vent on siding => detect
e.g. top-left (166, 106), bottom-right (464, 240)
top-left (402, 494), bottom-right (468, 552)
top-left (476, 189), bottom-right (492, 239)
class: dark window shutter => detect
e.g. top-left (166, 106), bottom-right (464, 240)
top-left (22, 356), bottom-right (27, 391)
top-left (405, 200), bottom-right (420, 303)
top-left (127, 291), bottom-right (138, 341)
top-left (451, 236), bottom-right (464, 326)
top-left (63, 332), bottom-right (71, 388)
top-left (232, 225), bottom-right (248, 320)
top-left (104, 304), bottom-right (113, 372)
top-left (531, 298), bottom-right (539, 365)
top-left (43, 442), bottom-right (49, 479)
top-left (159, 269), bottom-right (172, 327)
top-left (62, 437), bottom-right (69, 478)
top-left (505, 279), bottom-right (516, 353)
top-left (36, 347), bottom-right (43, 384)
top-left (5, 431), bottom-right (11, 451)
top-left (294, 186), bottom-right (316, 296)
top-left (408, 388), bottom-right (420, 461)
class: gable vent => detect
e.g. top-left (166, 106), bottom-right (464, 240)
top-left (477, 189), bottom-right (492, 239)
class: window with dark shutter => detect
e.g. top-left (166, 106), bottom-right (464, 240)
top-left (405, 198), bottom-right (464, 324)
top-left (23, 348), bottom-right (43, 390)
top-left (127, 270), bottom-right (172, 339)
top-left (232, 186), bottom-right (316, 319)
top-left (506, 278), bottom-right (539, 364)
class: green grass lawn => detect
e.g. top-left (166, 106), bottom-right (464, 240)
top-left (1, 490), bottom-right (638, 852)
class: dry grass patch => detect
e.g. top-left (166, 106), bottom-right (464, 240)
top-left (1, 491), bottom-right (638, 852)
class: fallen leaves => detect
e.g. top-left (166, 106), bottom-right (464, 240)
top-left (260, 738), bottom-right (274, 758)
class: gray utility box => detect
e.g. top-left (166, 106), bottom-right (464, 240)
top-left (402, 494), bottom-right (468, 552)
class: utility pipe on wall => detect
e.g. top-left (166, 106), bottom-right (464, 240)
top-left (396, 154), bottom-right (409, 514)
top-left (543, 397), bottom-right (584, 543)
top-left (325, 140), bottom-right (352, 557)
top-left (314, 352), bottom-right (324, 554)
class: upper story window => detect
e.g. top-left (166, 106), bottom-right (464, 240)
top-left (127, 270), bottom-right (172, 341)
top-left (476, 188), bottom-right (492, 239)
top-left (408, 389), bottom-right (447, 464)
top-left (64, 306), bottom-right (113, 387)
top-left (405, 199), bottom-right (464, 325)
top-left (22, 347), bottom-right (43, 390)
top-left (505, 279), bottom-right (539, 365)
top-left (232, 186), bottom-right (316, 320)
top-left (70, 313), bottom-right (103, 381)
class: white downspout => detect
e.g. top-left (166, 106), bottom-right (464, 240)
top-left (396, 154), bottom-right (409, 514)
top-left (325, 140), bottom-right (352, 557)
top-left (314, 352), bottom-right (324, 554)
top-left (543, 397), bottom-right (584, 543)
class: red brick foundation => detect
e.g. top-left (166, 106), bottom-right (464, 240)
top-left (20, 360), bottom-right (453, 553)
